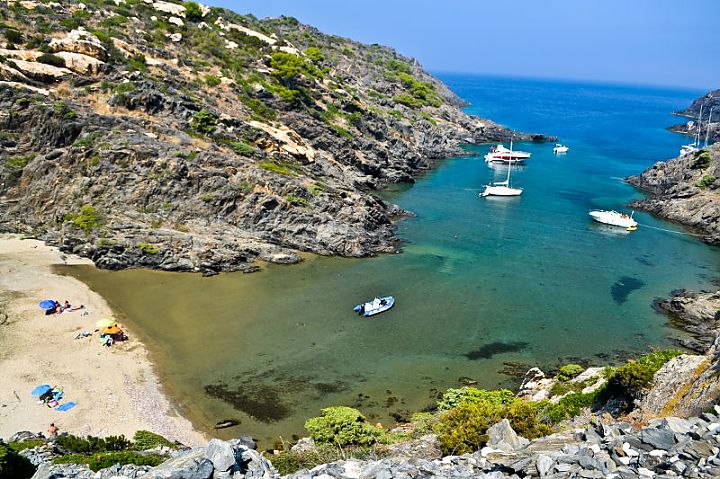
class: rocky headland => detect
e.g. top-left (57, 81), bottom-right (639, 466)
top-left (667, 89), bottom-right (720, 145)
top-left (0, 0), bottom-right (553, 275)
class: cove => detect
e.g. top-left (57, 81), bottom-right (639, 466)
top-left (59, 76), bottom-right (720, 447)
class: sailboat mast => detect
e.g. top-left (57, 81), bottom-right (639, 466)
top-left (695, 104), bottom-right (704, 148)
top-left (506, 161), bottom-right (512, 185)
top-left (705, 106), bottom-right (714, 147)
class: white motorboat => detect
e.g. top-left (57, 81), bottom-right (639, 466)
top-left (353, 296), bottom-right (394, 317)
top-left (588, 210), bottom-right (638, 229)
top-left (553, 144), bottom-right (569, 154)
top-left (484, 142), bottom-right (531, 163)
top-left (480, 163), bottom-right (523, 197)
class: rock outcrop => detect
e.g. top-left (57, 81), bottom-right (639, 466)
top-left (627, 143), bottom-right (720, 246)
top-left (654, 289), bottom-right (720, 353)
top-left (668, 89), bottom-right (720, 145)
top-left (0, 0), bottom-right (554, 274)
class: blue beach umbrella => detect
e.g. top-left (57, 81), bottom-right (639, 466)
top-left (39, 300), bottom-right (56, 309)
top-left (31, 384), bottom-right (51, 396)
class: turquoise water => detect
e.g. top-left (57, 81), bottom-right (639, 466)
top-left (65, 76), bottom-right (720, 446)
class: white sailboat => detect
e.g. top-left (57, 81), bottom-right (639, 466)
top-left (553, 144), bottom-right (569, 154)
top-left (480, 162), bottom-right (523, 197)
top-left (680, 104), bottom-right (704, 156)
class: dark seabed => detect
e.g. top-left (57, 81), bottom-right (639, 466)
top-left (61, 75), bottom-right (720, 446)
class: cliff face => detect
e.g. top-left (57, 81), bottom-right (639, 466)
top-left (627, 143), bottom-right (720, 246)
top-left (667, 89), bottom-right (720, 145)
top-left (0, 0), bottom-right (552, 274)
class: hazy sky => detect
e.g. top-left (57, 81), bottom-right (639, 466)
top-left (208, 0), bottom-right (719, 90)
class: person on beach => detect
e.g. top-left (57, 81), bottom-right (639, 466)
top-left (48, 423), bottom-right (58, 436)
top-left (63, 300), bottom-right (71, 311)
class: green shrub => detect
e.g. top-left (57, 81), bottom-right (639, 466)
top-left (0, 443), bottom-right (36, 479)
top-left (693, 150), bottom-right (711, 169)
top-left (696, 175), bottom-right (716, 188)
top-left (437, 387), bottom-right (514, 411)
top-left (557, 364), bottom-right (584, 382)
top-left (37, 53), bottom-right (66, 68)
top-left (385, 58), bottom-right (412, 74)
top-left (53, 451), bottom-right (162, 472)
top-left (127, 54), bottom-right (148, 72)
top-left (304, 47), bottom-right (324, 63)
top-left (205, 74), bottom-right (221, 87)
top-left (259, 160), bottom-right (297, 176)
top-left (55, 434), bottom-right (129, 454)
top-left (540, 391), bottom-right (598, 423)
top-left (190, 108), bottom-right (218, 134)
top-left (285, 193), bottom-right (308, 206)
top-left (183, 1), bottom-right (203, 21)
top-left (7, 440), bottom-right (45, 452)
top-left (3, 29), bottom-right (23, 45)
top-left (5, 153), bottom-right (36, 170)
top-left (114, 82), bottom-right (136, 94)
top-left (270, 445), bottom-right (374, 476)
top-left (53, 101), bottom-right (77, 119)
top-left (270, 52), bottom-right (317, 83)
top-left (268, 83), bottom-right (301, 104)
top-left (64, 205), bottom-right (102, 234)
top-left (217, 138), bottom-right (254, 156)
top-left (132, 430), bottom-right (174, 450)
top-left (138, 242), bottom-right (159, 255)
top-left (605, 349), bottom-right (683, 404)
top-left (435, 398), bottom-right (551, 455)
top-left (74, 131), bottom-right (103, 149)
top-left (304, 406), bottom-right (385, 447)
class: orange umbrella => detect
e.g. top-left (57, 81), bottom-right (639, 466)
top-left (101, 325), bottom-right (121, 335)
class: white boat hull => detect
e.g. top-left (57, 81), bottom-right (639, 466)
top-left (481, 185), bottom-right (523, 197)
top-left (589, 210), bottom-right (637, 228)
top-left (553, 145), bottom-right (569, 154)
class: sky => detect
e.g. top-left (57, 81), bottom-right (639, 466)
top-left (208, 0), bottom-right (719, 90)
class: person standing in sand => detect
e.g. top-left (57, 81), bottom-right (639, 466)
top-left (48, 423), bottom-right (58, 436)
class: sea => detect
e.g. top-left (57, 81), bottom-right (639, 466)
top-left (62, 75), bottom-right (720, 447)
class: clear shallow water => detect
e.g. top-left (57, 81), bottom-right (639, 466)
top-left (62, 76), bottom-right (720, 446)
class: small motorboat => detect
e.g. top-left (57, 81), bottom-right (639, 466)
top-left (353, 296), bottom-right (394, 317)
top-left (553, 144), bottom-right (569, 154)
top-left (588, 210), bottom-right (638, 229)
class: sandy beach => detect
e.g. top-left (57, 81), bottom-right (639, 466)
top-left (0, 234), bottom-right (204, 446)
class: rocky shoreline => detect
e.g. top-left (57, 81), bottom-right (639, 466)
top-left (667, 89), bottom-right (720, 145)
top-left (0, 0), bottom-right (554, 275)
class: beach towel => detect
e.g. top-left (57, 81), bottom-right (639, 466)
top-left (31, 384), bottom-right (51, 396)
top-left (55, 402), bottom-right (76, 411)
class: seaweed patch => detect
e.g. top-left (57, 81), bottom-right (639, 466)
top-left (465, 341), bottom-right (528, 360)
top-left (611, 276), bottom-right (645, 304)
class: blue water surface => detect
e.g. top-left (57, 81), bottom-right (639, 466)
top-left (66, 75), bottom-right (720, 444)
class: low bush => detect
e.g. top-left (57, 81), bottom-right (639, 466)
top-left (138, 242), bottom-right (159, 255)
top-left (132, 431), bottom-right (174, 451)
top-left (434, 398), bottom-right (552, 455)
top-left (55, 434), bottom-right (130, 454)
top-left (605, 349), bottom-right (683, 407)
top-left (696, 175), bottom-right (716, 188)
top-left (556, 364), bottom-right (584, 382)
top-left (53, 451), bottom-right (162, 472)
top-left (692, 150), bottom-right (711, 169)
top-left (7, 440), bottom-right (45, 452)
top-left (183, 1), bottom-right (203, 21)
top-left (217, 138), bottom-right (255, 156)
top-left (64, 205), bottom-right (103, 234)
top-left (3, 29), bottom-right (23, 45)
top-left (5, 153), bottom-right (36, 170)
top-left (190, 109), bottom-right (217, 134)
top-left (0, 443), bottom-right (36, 479)
top-left (205, 74), bottom-right (221, 87)
top-left (304, 406), bottom-right (386, 447)
top-left (258, 160), bottom-right (298, 176)
top-left (436, 387), bottom-right (514, 411)
top-left (285, 193), bottom-right (308, 206)
top-left (540, 391), bottom-right (598, 424)
top-left (37, 53), bottom-right (66, 68)
top-left (270, 445), bottom-right (376, 476)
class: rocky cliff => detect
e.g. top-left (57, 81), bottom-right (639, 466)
top-left (667, 89), bottom-right (720, 145)
top-left (627, 143), bottom-right (720, 246)
top-left (0, 0), bottom-right (552, 274)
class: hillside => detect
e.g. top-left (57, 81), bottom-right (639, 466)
top-left (0, 0), bottom-right (552, 274)
top-left (667, 89), bottom-right (720, 145)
